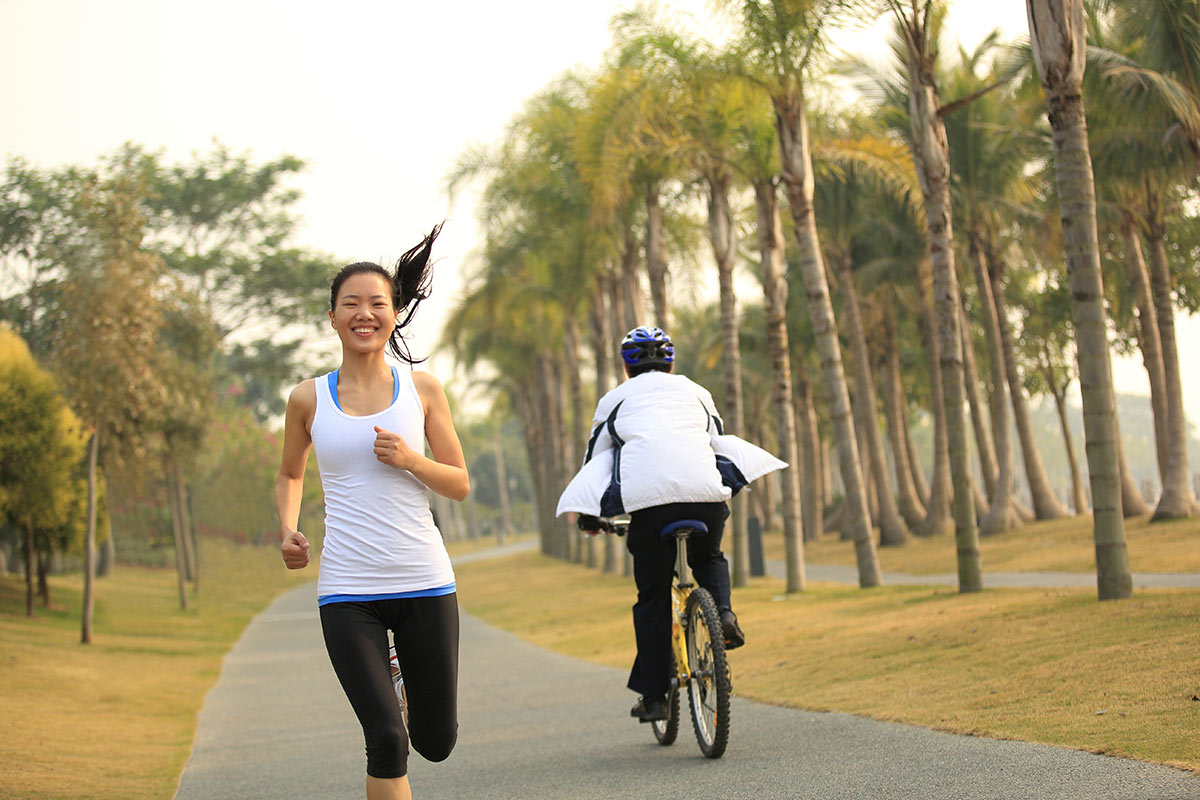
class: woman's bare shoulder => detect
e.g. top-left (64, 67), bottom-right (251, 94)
top-left (287, 378), bottom-right (318, 413)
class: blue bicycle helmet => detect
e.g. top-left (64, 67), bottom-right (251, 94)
top-left (621, 325), bottom-right (674, 369)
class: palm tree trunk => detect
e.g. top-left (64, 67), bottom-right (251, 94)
top-left (990, 259), bottom-right (1071, 519)
top-left (590, 275), bottom-right (614, 400)
top-left (969, 238), bottom-right (1020, 534)
top-left (774, 86), bottom-right (881, 587)
top-left (959, 253), bottom-right (999, 497)
top-left (958, 294), bottom-right (997, 499)
top-left (562, 320), bottom-right (585, 563)
top-left (1145, 216), bottom-right (1196, 519)
top-left (645, 184), bottom-right (670, 330)
top-left (880, 306), bottom-right (927, 528)
top-left (903, 398), bottom-right (931, 506)
top-left (1046, 367), bottom-right (1089, 514)
top-left (916, 266), bottom-right (951, 537)
top-left (755, 178), bottom-right (805, 590)
top-left (1029, 0), bottom-right (1132, 599)
top-left (620, 227), bottom-right (645, 330)
top-left (835, 256), bottom-right (908, 546)
top-left (707, 171), bottom-right (750, 588)
top-left (546, 357), bottom-right (572, 559)
top-left (492, 432), bottom-right (511, 543)
top-left (82, 429), bottom-right (99, 642)
top-left (1121, 215), bottom-right (1169, 482)
top-left (519, 377), bottom-right (552, 557)
top-left (795, 366), bottom-right (824, 542)
top-left (896, 5), bottom-right (981, 590)
top-left (608, 264), bottom-right (630, 387)
top-left (1116, 411), bottom-right (1151, 516)
top-left (591, 273), bottom-right (619, 572)
top-left (897, 1), bottom-right (979, 587)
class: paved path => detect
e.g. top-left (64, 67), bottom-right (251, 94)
top-left (175, 548), bottom-right (1200, 800)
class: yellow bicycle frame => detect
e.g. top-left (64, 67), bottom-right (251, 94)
top-left (669, 533), bottom-right (693, 686)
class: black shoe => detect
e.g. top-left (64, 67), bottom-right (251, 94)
top-left (721, 609), bottom-right (745, 650)
top-left (630, 695), bottom-right (668, 722)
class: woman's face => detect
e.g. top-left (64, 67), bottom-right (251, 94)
top-left (329, 272), bottom-right (397, 354)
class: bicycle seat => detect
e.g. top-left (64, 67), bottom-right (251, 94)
top-left (659, 519), bottom-right (709, 538)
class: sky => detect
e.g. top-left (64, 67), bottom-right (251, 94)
top-left (2, 0), bottom-right (1197, 425)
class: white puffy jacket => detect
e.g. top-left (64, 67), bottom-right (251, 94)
top-left (555, 371), bottom-right (787, 517)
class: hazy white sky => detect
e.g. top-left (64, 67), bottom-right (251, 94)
top-left (2, 0), bottom-right (1195, 422)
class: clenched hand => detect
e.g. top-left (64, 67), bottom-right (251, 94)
top-left (281, 530), bottom-right (310, 569)
top-left (373, 425), bottom-right (418, 471)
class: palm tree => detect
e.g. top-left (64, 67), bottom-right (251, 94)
top-left (614, 8), bottom-right (818, 588)
top-left (811, 136), bottom-right (917, 547)
top-left (447, 78), bottom-right (611, 559)
top-left (1093, 0), bottom-right (1200, 180)
top-left (1027, 0), bottom-right (1132, 600)
top-left (938, 33), bottom-right (1046, 532)
top-left (1074, 7), bottom-right (1195, 517)
top-left (715, 0), bottom-right (882, 588)
top-left (883, 0), bottom-right (982, 591)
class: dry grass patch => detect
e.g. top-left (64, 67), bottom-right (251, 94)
top-left (766, 514), bottom-right (1200, 574)
top-left (0, 540), bottom-right (311, 800)
top-left (456, 550), bottom-right (1200, 772)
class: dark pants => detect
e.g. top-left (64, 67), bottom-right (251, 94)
top-left (319, 594), bottom-right (459, 779)
top-left (624, 501), bottom-right (732, 697)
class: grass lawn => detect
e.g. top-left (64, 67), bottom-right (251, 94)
top-left (0, 539), bottom-right (311, 800)
top-left (455, 546), bottom-right (1200, 773)
top-left (764, 513), bottom-right (1200, 574)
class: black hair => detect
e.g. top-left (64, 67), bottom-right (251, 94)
top-left (329, 223), bottom-right (442, 365)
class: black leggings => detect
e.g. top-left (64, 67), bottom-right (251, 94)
top-left (319, 593), bottom-right (459, 779)
top-left (624, 501), bottom-right (732, 698)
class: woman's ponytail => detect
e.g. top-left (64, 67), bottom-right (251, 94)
top-left (387, 222), bottom-right (442, 365)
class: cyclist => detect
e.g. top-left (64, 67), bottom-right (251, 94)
top-left (557, 325), bottom-right (785, 723)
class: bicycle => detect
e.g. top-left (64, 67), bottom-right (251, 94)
top-left (603, 516), bottom-right (732, 759)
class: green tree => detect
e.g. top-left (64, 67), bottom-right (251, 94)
top-left (49, 158), bottom-right (169, 641)
top-left (143, 142), bottom-right (337, 421)
top-left (0, 327), bottom-right (89, 616)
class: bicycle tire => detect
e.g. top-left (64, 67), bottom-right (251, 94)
top-left (651, 658), bottom-right (680, 746)
top-left (685, 587), bottom-right (730, 758)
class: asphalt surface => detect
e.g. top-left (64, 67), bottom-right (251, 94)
top-left (174, 545), bottom-right (1200, 800)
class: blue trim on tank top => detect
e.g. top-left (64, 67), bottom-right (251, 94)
top-left (317, 582), bottom-right (456, 607)
top-left (327, 366), bottom-right (400, 412)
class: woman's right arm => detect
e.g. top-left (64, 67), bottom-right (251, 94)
top-left (276, 380), bottom-right (316, 569)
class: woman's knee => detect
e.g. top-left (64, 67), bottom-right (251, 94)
top-left (365, 719), bottom-right (409, 778)
top-left (410, 726), bottom-right (457, 763)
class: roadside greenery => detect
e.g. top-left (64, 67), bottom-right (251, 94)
top-left (0, 540), bottom-right (312, 800)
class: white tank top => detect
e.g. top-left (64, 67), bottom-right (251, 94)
top-left (311, 367), bottom-right (454, 597)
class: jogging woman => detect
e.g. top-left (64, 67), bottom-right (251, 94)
top-left (275, 224), bottom-right (468, 800)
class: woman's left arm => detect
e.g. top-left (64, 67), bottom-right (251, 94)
top-left (373, 371), bottom-right (470, 500)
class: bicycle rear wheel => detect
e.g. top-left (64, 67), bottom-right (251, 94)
top-left (651, 659), bottom-right (680, 746)
top-left (684, 588), bottom-right (730, 758)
